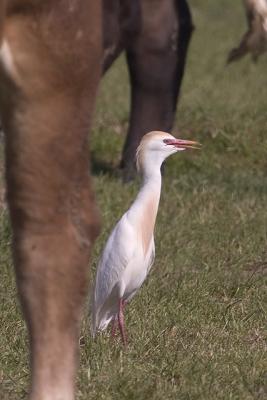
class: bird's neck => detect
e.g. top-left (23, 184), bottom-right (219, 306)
top-left (128, 170), bottom-right (162, 255)
top-left (137, 170), bottom-right (162, 208)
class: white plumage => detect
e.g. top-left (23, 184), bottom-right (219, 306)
top-left (91, 131), bottom-right (200, 344)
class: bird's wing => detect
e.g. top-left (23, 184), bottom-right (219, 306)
top-left (92, 213), bottom-right (137, 327)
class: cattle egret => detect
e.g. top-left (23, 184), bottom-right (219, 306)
top-left (91, 131), bottom-right (200, 344)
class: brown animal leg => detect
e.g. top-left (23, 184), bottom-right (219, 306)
top-left (102, 0), bottom-right (141, 73)
top-left (0, 2), bottom-right (102, 399)
top-left (121, 0), bottom-right (194, 180)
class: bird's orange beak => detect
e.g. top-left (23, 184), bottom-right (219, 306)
top-left (164, 138), bottom-right (201, 150)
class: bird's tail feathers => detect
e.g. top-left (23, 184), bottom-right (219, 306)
top-left (90, 282), bottom-right (121, 336)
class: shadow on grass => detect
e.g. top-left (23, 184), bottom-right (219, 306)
top-left (91, 154), bottom-right (138, 183)
top-left (91, 154), bottom-right (120, 178)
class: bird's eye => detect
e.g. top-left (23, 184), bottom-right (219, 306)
top-left (163, 139), bottom-right (173, 145)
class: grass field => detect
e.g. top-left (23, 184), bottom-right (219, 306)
top-left (0, 1), bottom-right (267, 399)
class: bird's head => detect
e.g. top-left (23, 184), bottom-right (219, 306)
top-left (136, 131), bottom-right (201, 175)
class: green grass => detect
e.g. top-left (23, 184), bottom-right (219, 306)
top-left (1, 0), bottom-right (267, 398)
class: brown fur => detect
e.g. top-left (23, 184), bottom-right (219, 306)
top-left (0, 1), bottom-right (102, 399)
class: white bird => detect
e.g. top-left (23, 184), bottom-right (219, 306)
top-left (91, 131), bottom-right (200, 344)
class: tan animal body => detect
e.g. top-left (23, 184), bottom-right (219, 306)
top-left (0, 2), bottom-right (102, 399)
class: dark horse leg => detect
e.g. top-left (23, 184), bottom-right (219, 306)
top-left (121, 0), bottom-right (194, 180)
top-left (0, 1), bottom-right (101, 399)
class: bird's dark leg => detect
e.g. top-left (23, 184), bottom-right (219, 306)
top-left (118, 298), bottom-right (127, 346)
